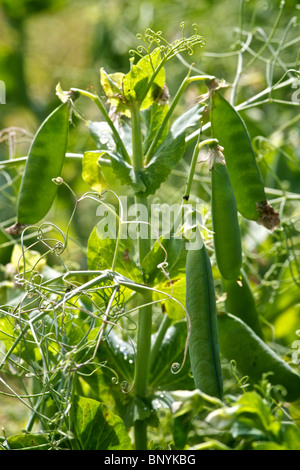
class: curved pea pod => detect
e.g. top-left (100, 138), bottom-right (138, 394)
top-left (186, 239), bottom-right (223, 398)
top-left (222, 268), bottom-right (263, 339)
top-left (218, 312), bottom-right (300, 402)
top-left (17, 102), bottom-right (69, 225)
top-left (210, 89), bottom-right (280, 231)
top-left (211, 160), bottom-right (242, 280)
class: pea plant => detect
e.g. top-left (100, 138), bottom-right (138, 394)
top-left (1, 12), bottom-right (300, 451)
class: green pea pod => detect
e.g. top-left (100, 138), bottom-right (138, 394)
top-left (218, 312), bottom-right (300, 402)
top-left (0, 230), bottom-right (13, 265)
top-left (211, 161), bottom-right (242, 280)
top-left (186, 238), bottom-right (223, 398)
top-left (17, 103), bottom-right (69, 225)
top-left (210, 90), bottom-right (279, 231)
top-left (222, 268), bottom-right (264, 339)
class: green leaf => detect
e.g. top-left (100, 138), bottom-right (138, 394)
top-left (170, 104), bottom-right (203, 138)
top-left (11, 243), bottom-right (46, 273)
top-left (89, 119), bottom-right (133, 160)
top-left (109, 151), bottom-right (146, 193)
top-left (123, 49), bottom-right (165, 110)
top-left (141, 130), bottom-right (186, 196)
top-left (100, 49), bottom-right (165, 113)
top-left (73, 395), bottom-right (133, 450)
top-left (141, 234), bottom-right (185, 285)
top-left (0, 314), bottom-right (40, 362)
top-left (87, 220), bottom-right (142, 283)
top-left (149, 321), bottom-right (194, 390)
top-left (141, 104), bottom-right (203, 196)
top-left (124, 396), bottom-right (157, 426)
top-left (100, 69), bottom-right (130, 117)
top-left (123, 64), bottom-right (149, 106)
top-left (0, 315), bottom-right (17, 347)
top-left (88, 121), bottom-right (116, 152)
top-left (142, 101), bottom-right (169, 154)
top-left (134, 48), bottom-right (165, 110)
top-left (6, 433), bottom-right (50, 450)
top-left (82, 151), bottom-right (107, 193)
top-left (99, 328), bottom-right (135, 385)
top-left (153, 276), bottom-right (187, 321)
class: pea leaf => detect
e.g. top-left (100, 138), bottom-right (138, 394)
top-left (141, 104), bottom-right (203, 196)
top-left (83, 148), bottom-right (146, 193)
top-left (82, 151), bottom-right (107, 193)
top-left (100, 69), bottom-right (130, 117)
top-left (87, 219), bottom-right (143, 283)
top-left (100, 49), bottom-right (165, 113)
top-left (123, 64), bottom-right (150, 106)
top-left (88, 121), bottom-right (116, 152)
top-left (141, 234), bottom-right (185, 285)
top-left (142, 101), bottom-right (169, 154)
top-left (171, 104), bottom-right (204, 137)
top-left (108, 151), bottom-right (146, 193)
top-left (133, 48), bottom-right (165, 110)
top-left (97, 328), bottom-right (135, 385)
top-left (141, 130), bottom-right (186, 196)
top-left (153, 276), bottom-right (187, 322)
top-left (73, 395), bottom-right (132, 450)
top-left (149, 321), bottom-right (194, 391)
top-left (6, 433), bottom-right (50, 450)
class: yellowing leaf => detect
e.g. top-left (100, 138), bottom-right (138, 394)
top-left (82, 151), bottom-right (107, 193)
top-left (11, 244), bottom-right (46, 273)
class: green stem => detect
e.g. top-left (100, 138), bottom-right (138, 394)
top-left (133, 192), bottom-right (152, 450)
top-left (131, 106), bottom-right (144, 171)
top-left (245, 0), bottom-right (285, 70)
top-left (184, 137), bottom-right (218, 201)
top-left (134, 291), bottom-right (153, 399)
top-left (145, 74), bottom-right (213, 164)
top-left (70, 88), bottom-right (131, 163)
top-left (131, 103), bottom-right (152, 449)
top-left (134, 420), bottom-right (148, 451)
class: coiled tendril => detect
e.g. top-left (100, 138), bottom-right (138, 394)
top-left (129, 23), bottom-right (205, 63)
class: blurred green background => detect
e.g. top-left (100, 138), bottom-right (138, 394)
top-left (0, 0), bottom-right (299, 436)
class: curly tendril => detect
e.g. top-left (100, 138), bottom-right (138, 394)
top-left (129, 24), bottom-right (205, 63)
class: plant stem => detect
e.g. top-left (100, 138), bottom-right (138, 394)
top-left (145, 73), bottom-right (212, 164)
top-left (130, 102), bottom-right (153, 450)
top-left (70, 88), bottom-right (131, 163)
top-left (134, 419), bottom-right (148, 451)
top-left (133, 192), bottom-right (152, 450)
top-left (131, 106), bottom-right (144, 171)
top-left (245, 0), bottom-right (285, 70)
top-left (183, 137), bottom-right (217, 201)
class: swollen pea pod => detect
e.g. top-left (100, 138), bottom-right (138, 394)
top-left (210, 88), bottom-right (280, 231)
top-left (218, 312), bottom-right (300, 402)
top-left (211, 159), bottom-right (242, 280)
top-left (17, 102), bottom-right (69, 225)
top-left (222, 268), bottom-right (264, 339)
top-left (186, 238), bottom-right (223, 399)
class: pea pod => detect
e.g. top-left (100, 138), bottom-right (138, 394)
top-left (218, 312), bottom-right (300, 402)
top-left (186, 238), bottom-right (223, 398)
top-left (0, 230), bottom-right (13, 265)
top-left (210, 89), bottom-right (279, 231)
top-left (17, 103), bottom-right (69, 225)
top-left (211, 160), bottom-right (242, 280)
top-left (222, 268), bottom-right (263, 339)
